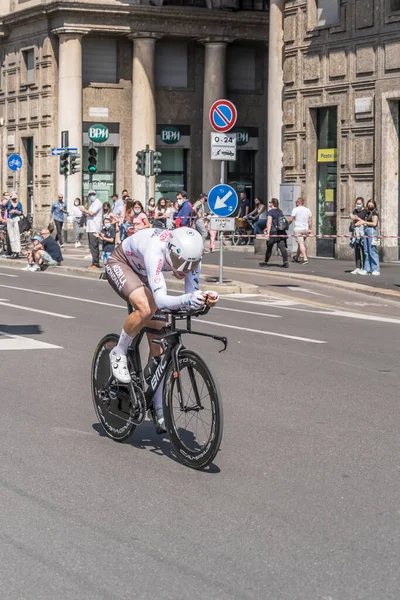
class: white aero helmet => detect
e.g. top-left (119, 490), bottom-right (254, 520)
top-left (166, 227), bottom-right (204, 272)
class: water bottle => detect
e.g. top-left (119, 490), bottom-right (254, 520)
top-left (144, 356), bottom-right (161, 385)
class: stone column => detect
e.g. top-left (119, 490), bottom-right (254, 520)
top-left (201, 40), bottom-right (227, 195)
top-left (267, 0), bottom-right (284, 200)
top-left (56, 30), bottom-right (85, 214)
top-left (130, 34), bottom-right (158, 202)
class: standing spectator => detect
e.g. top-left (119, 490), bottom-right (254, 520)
top-left (79, 189), bottom-right (103, 270)
top-left (72, 198), bottom-right (84, 248)
top-left (154, 197), bottom-right (169, 228)
top-left (288, 197), bottom-right (312, 265)
top-left (358, 199), bottom-right (380, 276)
top-left (50, 193), bottom-right (67, 247)
top-left (95, 215), bottom-right (116, 263)
top-left (111, 193), bottom-right (124, 222)
top-left (238, 192), bottom-right (250, 219)
top-left (349, 197), bottom-right (366, 274)
top-left (175, 191), bottom-right (193, 227)
top-left (6, 192), bottom-right (23, 258)
top-left (259, 198), bottom-right (289, 268)
top-left (193, 193), bottom-right (208, 239)
top-left (147, 198), bottom-right (156, 221)
top-left (128, 200), bottom-right (151, 235)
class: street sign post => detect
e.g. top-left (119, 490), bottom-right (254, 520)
top-left (51, 148), bottom-right (66, 156)
top-left (208, 184), bottom-right (239, 284)
top-left (211, 133), bottom-right (236, 161)
top-left (210, 217), bottom-right (235, 231)
top-left (209, 99), bottom-right (237, 133)
top-left (8, 153), bottom-right (23, 193)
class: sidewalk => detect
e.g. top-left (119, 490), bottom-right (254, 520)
top-left (204, 246), bottom-right (400, 300)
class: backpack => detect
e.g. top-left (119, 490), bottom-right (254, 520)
top-left (277, 210), bottom-right (289, 232)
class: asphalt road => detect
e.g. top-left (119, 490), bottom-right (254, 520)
top-left (0, 266), bottom-right (399, 600)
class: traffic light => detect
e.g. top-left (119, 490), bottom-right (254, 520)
top-left (70, 153), bottom-right (81, 174)
top-left (152, 151), bottom-right (162, 176)
top-left (88, 147), bottom-right (97, 173)
top-left (59, 152), bottom-right (70, 176)
top-left (136, 150), bottom-right (145, 175)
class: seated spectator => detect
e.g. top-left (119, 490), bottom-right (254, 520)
top-left (95, 215), bottom-right (116, 264)
top-left (23, 229), bottom-right (63, 271)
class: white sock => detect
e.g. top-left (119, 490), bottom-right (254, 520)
top-left (114, 329), bottom-right (133, 356)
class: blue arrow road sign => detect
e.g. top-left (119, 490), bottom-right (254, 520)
top-left (207, 184), bottom-right (238, 217)
top-left (51, 148), bottom-right (66, 156)
top-left (7, 153), bottom-right (23, 171)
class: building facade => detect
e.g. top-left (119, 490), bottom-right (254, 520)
top-left (282, 0), bottom-right (400, 261)
top-left (0, 0), bottom-right (270, 223)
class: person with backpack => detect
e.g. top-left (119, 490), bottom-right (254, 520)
top-left (259, 198), bottom-right (289, 268)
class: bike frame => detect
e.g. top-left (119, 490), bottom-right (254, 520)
top-left (127, 312), bottom-right (227, 411)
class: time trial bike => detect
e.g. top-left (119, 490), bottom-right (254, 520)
top-left (91, 305), bottom-right (227, 470)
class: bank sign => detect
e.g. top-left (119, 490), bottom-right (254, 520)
top-left (161, 126), bottom-right (181, 144)
top-left (88, 124), bottom-right (109, 144)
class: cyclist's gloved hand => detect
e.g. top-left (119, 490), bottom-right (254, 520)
top-left (204, 291), bottom-right (219, 306)
top-left (182, 290), bottom-right (204, 309)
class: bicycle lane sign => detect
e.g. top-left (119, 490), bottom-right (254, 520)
top-left (8, 154), bottom-right (23, 172)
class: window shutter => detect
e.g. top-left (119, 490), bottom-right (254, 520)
top-left (227, 46), bottom-right (256, 91)
top-left (83, 38), bottom-right (117, 85)
top-left (155, 41), bottom-right (188, 88)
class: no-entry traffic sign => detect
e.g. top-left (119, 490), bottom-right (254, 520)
top-left (209, 99), bottom-right (237, 133)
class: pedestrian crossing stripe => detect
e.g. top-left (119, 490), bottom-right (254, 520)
top-left (0, 331), bottom-right (62, 350)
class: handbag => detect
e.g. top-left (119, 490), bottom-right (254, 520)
top-left (18, 215), bottom-right (31, 233)
top-left (372, 236), bottom-right (380, 247)
top-left (48, 218), bottom-right (55, 233)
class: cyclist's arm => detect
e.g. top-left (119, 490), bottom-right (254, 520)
top-left (184, 264), bottom-right (201, 294)
top-left (144, 249), bottom-right (200, 310)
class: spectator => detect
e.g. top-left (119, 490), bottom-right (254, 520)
top-left (5, 192), bottom-right (23, 258)
top-left (238, 192), bottom-right (250, 219)
top-left (50, 193), bottom-right (67, 247)
top-left (79, 189), bottom-right (103, 270)
top-left (111, 193), bottom-right (124, 222)
top-left (247, 197), bottom-right (267, 236)
top-left (95, 215), bottom-right (116, 264)
top-left (127, 200), bottom-right (151, 235)
top-left (175, 191), bottom-right (193, 227)
top-left (102, 202), bottom-right (118, 225)
top-left (259, 198), bottom-right (289, 269)
top-left (23, 229), bottom-right (63, 271)
top-left (147, 198), bottom-right (156, 220)
top-left (192, 193), bottom-right (210, 251)
top-left (154, 197), bottom-right (169, 228)
top-left (358, 199), bottom-right (380, 276)
top-left (72, 198), bottom-right (84, 248)
top-left (288, 197), bottom-right (312, 265)
top-left (349, 197), bottom-right (366, 275)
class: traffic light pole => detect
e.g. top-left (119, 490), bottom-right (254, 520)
top-left (145, 144), bottom-right (150, 213)
top-left (64, 174), bottom-right (68, 245)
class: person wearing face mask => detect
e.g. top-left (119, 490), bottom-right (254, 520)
top-left (349, 197), bottom-right (366, 274)
top-left (72, 198), bottom-right (84, 248)
top-left (79, 190), bottom-right (103, 269)
top-left (94, 216), bottom-right (116, 264)
top-left (128, 200), bottom-right (151, 235)
top-left (147, 197), bottom-right (156, 220)
top-left (355, 199), bottom-right (380, 276)
top-left (175, 191), bottom-right (193, 228)
top-left (50, 193), bottom-right (67, 247)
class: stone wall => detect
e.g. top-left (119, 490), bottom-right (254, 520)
top-left (283, 0), bottom-right (400, 260)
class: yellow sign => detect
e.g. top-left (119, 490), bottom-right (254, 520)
top-left (318, 148), bottom-right (337, 163)
top-left (325, 189), bottom-right (334, 202)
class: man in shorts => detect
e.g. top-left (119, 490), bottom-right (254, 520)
top-left (105, 226), bottom-right (218, 432)
top-left (288, 197), bottom-right (312, 265)
top-left (23, 229), bottom-right (63, 271)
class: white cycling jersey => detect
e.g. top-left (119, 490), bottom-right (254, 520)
top-left (120, 228), bottom-right (200, 310)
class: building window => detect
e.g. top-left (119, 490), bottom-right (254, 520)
top-left (155, 148), bottom-right (186, 203)
top-left (317, 0), bottom-right (340, 27)
top-left (22, 49), bottom-right (35, 84)
top-left (155, 41), bottom-right (188, 89)
top-left (391, 0), bottom-right (400, 10)
top-left (83, 38), bottom-right (117, 85)
top-left (227, 45), bottom-right (256, 91)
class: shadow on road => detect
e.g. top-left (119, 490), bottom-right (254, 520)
top-left (91, 422), bottom-right (221, 474)
top-left (0, 324), bottom-right (42, 336)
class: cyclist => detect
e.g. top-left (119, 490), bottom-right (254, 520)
top-left (105, 226), bottom-right (219, 431)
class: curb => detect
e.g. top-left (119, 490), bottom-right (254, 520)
top-left (201, 264), bottom-right (400, 302)
top-left (0, 258), bottom-right (259, 295)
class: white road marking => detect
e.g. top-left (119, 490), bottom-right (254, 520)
top-left (0, 265), bottom-right (104, 281)
top-left (0, 272), bottom-right (18, 278)
top-left (197, 320), bottom-right (326, 344)
top-left (0, 300), bottom-right (74, 319)
top-left (0, 284), bottom-right (125, 309)
top-left (214, 306), bottom-right (281, 319)
top-left (287, 286), bottom-right (329, 297)
top-left (0, 331), bottom-right (62, 350)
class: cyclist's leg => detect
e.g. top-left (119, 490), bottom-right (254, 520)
top-left (146, 319), bottom-right (167, 431)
